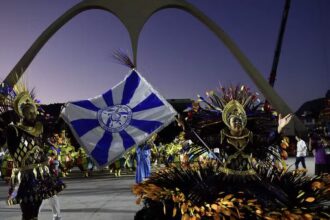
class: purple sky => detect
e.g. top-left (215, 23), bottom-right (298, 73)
top-left (0, 0), bottom-right (329, 111)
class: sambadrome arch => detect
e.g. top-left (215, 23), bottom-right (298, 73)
top-left (2, 0), bottom-right (306, 135)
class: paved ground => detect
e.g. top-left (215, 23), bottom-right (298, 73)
top-left (0, 172), bottom-right (141, 220)
top-left (0, 157), bottom-right (316, 220)
top-left (286, 156), bottom-right (315, 175)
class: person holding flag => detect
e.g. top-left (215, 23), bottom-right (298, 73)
top-left (135, 142), bottom-right (151, 183)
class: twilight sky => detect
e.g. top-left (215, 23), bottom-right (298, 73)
top-left (0, 0), bottom-right (329, 111)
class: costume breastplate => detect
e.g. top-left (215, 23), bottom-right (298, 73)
top-left (13, 129), bottom-right (47, 169)
top-left (219, 128), bottom-right (256, 175)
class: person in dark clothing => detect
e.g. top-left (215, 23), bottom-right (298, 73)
top-left (309, 133), bottom-right (327, 175)
top-left (1, 83), bottom-right (65, 220)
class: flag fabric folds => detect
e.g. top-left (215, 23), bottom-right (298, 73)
top-left (61, 70), bottom-right (177, 167)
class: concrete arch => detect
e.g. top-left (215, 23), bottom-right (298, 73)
top-left (2, 0), bottom-right (305, 134)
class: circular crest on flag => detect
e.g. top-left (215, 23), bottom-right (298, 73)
top-left (97, 105), bottom-right (132, 133)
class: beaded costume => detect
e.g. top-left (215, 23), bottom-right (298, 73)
top-left (0, 81), bottom-right (65, 220)
top-left (7, 122), bottom-right (65, 205)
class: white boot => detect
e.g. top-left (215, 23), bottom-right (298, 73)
top-left (53, 215), bottom-right (62, 220)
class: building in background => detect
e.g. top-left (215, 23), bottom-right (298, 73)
top-left (296, 90), bottom-right (330, 134)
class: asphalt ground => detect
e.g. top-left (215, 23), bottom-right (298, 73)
top-left (0, 170), bottom-right (141, 220)
top-left (0, 157), bottom-right (316, 220)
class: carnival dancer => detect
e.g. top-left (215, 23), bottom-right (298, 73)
top-left (133, 85), bottom-right (330, 220)
top-left (123, 147), bottom-right (137, 172)
top-left (109, 157), bottom-right (123, 177)
top-left (0, 149), bottom-right (13, 183)
top-left (135, 141), bottom-right (152, 183)
top-left (76, 147), bottom-right (90, 177)
top-left (0, 81), bottom-right (65, 220)
top-left (57, 129), bottom-right (75, 177)
top-left (39, 152), bottom-right (62, 220)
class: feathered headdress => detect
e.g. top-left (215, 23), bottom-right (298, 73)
top-left (204, 85), bottom-right (260, 111)
top-left (196, 84), bottom-right (261, 128)
top-left (0, 76), bottom-right (39, 118)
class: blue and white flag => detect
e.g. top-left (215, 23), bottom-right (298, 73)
top-left (61, 70), bottom-right (177, 167)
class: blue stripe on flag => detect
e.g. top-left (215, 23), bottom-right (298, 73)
top-left (121, 71), bottom-right (140, 105)
top-left (71, 119), bottom-right (100, 137)
top-left (102, 89), bottom-right (113, 106)
top-left (129, 119), bottom-right (163, 134)
top-left (132, 93), bottom-right (164, 112)
top-left (91, 132), bottom-right (113, 166)
top-left (72, 100), bottom-right (100, 112)
top-left (119, 130), bottom-right (136, 149)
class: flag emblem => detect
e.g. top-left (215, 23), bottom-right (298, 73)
top-left (97, 105), bottom-right (133, 133)
top-left (61, 70), bottom-right (177, 167)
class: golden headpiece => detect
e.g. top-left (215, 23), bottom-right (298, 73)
top-left (0, 77), bottom-right (38, 118)
top-left (222, 100), bottom-right (247, 128)
top-left (13, 91), bottom-right (37, 118)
